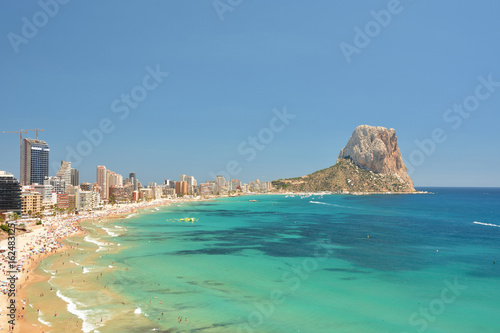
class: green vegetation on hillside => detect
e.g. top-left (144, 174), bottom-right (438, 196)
top-left (273, 159), bottom-right (414, 193)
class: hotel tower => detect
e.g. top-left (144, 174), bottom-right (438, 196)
top-left (20, 138), bottom-right (50, 186)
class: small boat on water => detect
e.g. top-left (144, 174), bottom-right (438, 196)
top-left (249, 200), bottom-right (258, 202)
top-left (166, 217), bottom-right (198, 223)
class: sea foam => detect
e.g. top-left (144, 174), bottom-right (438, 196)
top-left (310, 201), bottom-right (343, 208)
top-left (38, 311), bottom-right (52, 327)
top-left (56, 290), bottom-right (97, 333)
top-left (102, 227), bottom-right (119, 237)
top-left (84, 236), bottom-right (108, 252)
top-left (310, 200), bottom-right (329, 205)
top-left (474, 221), bottom-right (500, 228)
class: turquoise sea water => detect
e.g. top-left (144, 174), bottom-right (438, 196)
top-left (33, 188), bottom-right (500, 332)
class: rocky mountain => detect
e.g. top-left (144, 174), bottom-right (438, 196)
top-left (337, 125), bottom-right (414, 189)
top-left (273, 125), bottom-right (415, 193)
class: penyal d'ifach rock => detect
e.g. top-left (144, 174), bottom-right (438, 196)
top-left (273, 125), bottom-right (415, 193)
top-left (337, 125), bottom-right (414, 190)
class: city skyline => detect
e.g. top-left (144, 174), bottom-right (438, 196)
top-left (1, 131), bottom-right (291, 186)
top-left (1, 2), bottom-right (500, 187)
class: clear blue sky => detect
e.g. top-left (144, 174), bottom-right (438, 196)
top-left (1, 1), bottom-right (499, 187)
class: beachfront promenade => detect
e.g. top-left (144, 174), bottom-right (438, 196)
top-left (0, 198), bottom-right (176, 332)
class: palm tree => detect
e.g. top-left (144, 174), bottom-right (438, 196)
top-left (13, 212), bottom-right (20, 221)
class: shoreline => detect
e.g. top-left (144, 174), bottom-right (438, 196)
top-left (1, 197), bottom-right (199, 333)
top-left (8, 193), bottom-right (292, 333)
top-left (1, 191), bottom-right (427, 332)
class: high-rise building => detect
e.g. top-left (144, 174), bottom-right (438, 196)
top-left (97, 166), bottom-right (123, 200)
top-left (71, 168), bottom-right (79, 186)
top-left (215, 175), bottom-right (225, 188)
top-left (106, 170), bottom-right (123, 189)
top-left (105, 170), bottom-right (113, 197)
top-left (97, 165), bottom-right (107, 199)
top-left (0, 171), bottom-right (22, 215)
top-left (180, 175), bottom-right (197, 187)
top-left (21, 138), bottom-right (49, 185)
top-left (175, 181), bottom-right (188, 196)
top-left (215, 175), bottom-right (226, 194)
top-left (129, 172), bottom-right (137, 191)
top-left (56, 161), bottom-right (72, 185)
top-left (185, 176), bottom-right (197, 187)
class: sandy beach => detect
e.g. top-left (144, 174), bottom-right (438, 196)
top-left (0, 197), bottom-right (199, 332)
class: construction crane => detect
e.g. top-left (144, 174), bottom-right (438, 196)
top-left (25, 128), bottom-right (45, 140)
top-left (2, 130), bottom-right (29, 144)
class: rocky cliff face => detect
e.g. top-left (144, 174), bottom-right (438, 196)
top-left (337, 125), bottom-right (414, 190)
top-left (273, 125), bottom-right (415, 193)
